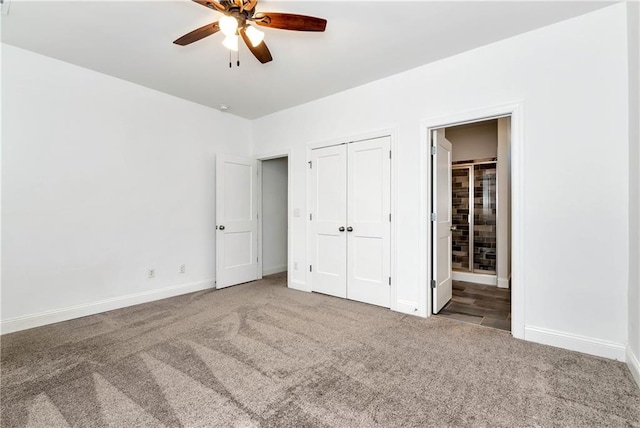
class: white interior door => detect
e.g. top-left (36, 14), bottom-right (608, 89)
top-left (216, 154), bottom-right (258, 289)
top-left (432, 129), bottom-right (453, 313)
top-left (309, 145), bottom-right (347, 298)
top-left (346, 137), bottom-right (391, 308)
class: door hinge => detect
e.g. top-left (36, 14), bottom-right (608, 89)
top-left (430, 212), bottom-right (437, 222)
top-left (308, 161), bottom-right (312, 169)
top-left (389, 150), bottom-right (392, 159)
top-left (310, 213), bottom-right (313, 221)
top-left (431, 279), bottom-right (436, 289)
top-left (309, 265), bottom-right (313, 272)
top-left (430, 146), bottom-right (437, 156)
top-left (388, 277), bottom-right (391, 285)
top-left (389, 213), bottom-right (391, 222)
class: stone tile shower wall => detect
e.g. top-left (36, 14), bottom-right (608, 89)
top-left (452, 168), bottom-right (470, 270)
top-left (473, 163), bottom-right (497, 274)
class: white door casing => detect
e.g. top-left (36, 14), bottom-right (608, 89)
top-left (432, 129), bottom-right (453, 313)
top-left (421, 105), bottom-right (522, 336)
top-left (216, 154), bottom-right (259, 289)
top-left (346, 137), bottom-right (391, 307)
top-left (309, 145), bottom-right (347, 298)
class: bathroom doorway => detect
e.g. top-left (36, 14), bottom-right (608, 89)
top-left (432, 117), bottom-right (512, 331)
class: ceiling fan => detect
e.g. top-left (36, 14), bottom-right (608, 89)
top-left (173, 0), bottom-right (327, 65)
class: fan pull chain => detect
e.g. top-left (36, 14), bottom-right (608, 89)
top-left (228, 47), bottom-right (240, 68)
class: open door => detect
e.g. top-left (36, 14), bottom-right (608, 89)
top-left (432, 129), bottom-right (453, 313)
top-left (216, 154), bottom-right (258, 289)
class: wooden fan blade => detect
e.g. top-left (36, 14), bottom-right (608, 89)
top-left (253, 12), bottom-right (326, 32)
top-left (240, 27), bottom-right (273, 63)
top-left (192, 0), bottom-right (225, 12)
top-left (173, 22), bottom-right (220, 46)
top-left (243, 0), bottom-right (258, 12)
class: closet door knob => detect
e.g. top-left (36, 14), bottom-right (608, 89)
top-left (347, 227), bottom-right (353, 232)
top-left (219, 225), bottom-right (225, 230)
top-left (339, 226), bottom-right (345, 232)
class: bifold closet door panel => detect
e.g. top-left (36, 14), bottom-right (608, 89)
top-left (309, 145), bottom-right (347, 298)
top-left (346, 137), bottom-right (391, 308)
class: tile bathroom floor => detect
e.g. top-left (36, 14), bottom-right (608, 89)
top-left (438, 280), bottom-right (511, 331)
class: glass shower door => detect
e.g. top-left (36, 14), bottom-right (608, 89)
top-left (451, 167), bottom-right (470, 271)
top-left (473, 164), bottom-right (497, 274)
top-left (451, 162), bottom-right (497, 275)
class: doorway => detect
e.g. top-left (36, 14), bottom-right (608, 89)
top-left (259, 156), bottom-right (289, 282)
top-left (214, 153), bottom-right (290, 290)
top-left (431, 117), bottom-right (512, 332)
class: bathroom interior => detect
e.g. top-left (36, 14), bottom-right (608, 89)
top-left (438, 117), bottom-right (512, 332)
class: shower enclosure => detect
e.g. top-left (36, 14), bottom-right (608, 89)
top-left (451, 160), bottom-right (497, 276)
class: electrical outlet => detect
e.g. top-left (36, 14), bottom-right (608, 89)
top-left (180, 264), bottom-right (186, 274)
top-left (148, 269), bottom-right (155, 279)
top-left (293, 261), bottom-right (299, 270)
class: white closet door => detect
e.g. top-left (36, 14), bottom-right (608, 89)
top-left (216, 154), bottom-right (258, 289)
top-left (309, 145), bottom-right (347, 298)
top-left (346, 137), bottom-right (391, 308)
top-left (432, 129), bottom-right (453, 313)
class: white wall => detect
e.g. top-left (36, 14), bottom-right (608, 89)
top-left (252, 4), bottom-right (630, 359)
top-left (1, 44), bottom-right (252, 332)
top-left (446, 120), bottom-right (498, 162)
top-left (627, 0), bottom-right (640, 384)
top-left (262, 157), bottom-right (288, 275)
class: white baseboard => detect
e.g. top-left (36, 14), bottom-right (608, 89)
top-left (627, 347), bottom-right (640, 388)
top-left (395, 299), bottom-right (421, 316)
top-left (288, 279), bottom-right (310, 292)
top-left (1, 278), bottom-right (215, 335)
top-left (452, 271), bottom-right (497, 286)
top-left (497, 277), bottom-right (510, 289)
top-left (525, 325), bottom-right (626, 361)
top-left (262, 265), bottom-right (287, 276)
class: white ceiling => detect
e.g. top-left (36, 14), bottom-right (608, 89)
top-left (2, 1), bottom-right (615, 119)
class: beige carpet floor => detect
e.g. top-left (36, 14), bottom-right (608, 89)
top-left (1, 273), bottom-right (639, 427)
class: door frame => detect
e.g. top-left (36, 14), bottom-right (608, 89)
top-left (305, 128), bottom-right (398, 310)
top-left (421, 102), bottom-right (524, 339)
top-left (256, 149), bottom-right (292, 289)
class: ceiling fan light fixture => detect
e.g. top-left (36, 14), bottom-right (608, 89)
top-left (174, 0), bottom-right (327, 66)
top-left (245, 25), bottom-right (265, 47)
top-left (222, 34), bottom-right (239, 51)
top-left (219, 15), bottom-right (238, 37)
